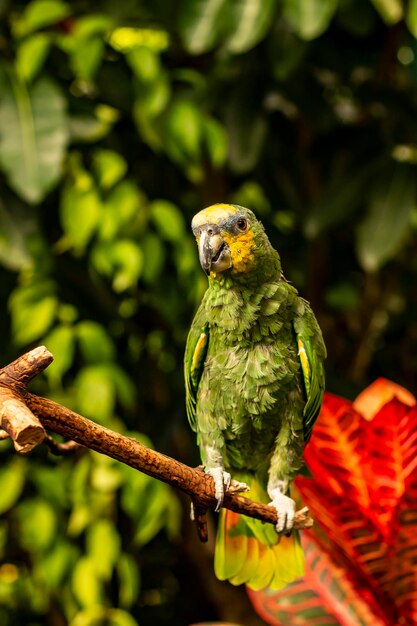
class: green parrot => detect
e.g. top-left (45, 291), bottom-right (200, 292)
top-left (184, 204), bottom-right (326, 590)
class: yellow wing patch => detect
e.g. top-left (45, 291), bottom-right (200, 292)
top-left (298, 338), bottom-right (311, 399)
top-left (298, 339), bottom-right (310, 377)
top-left (222, 229), bottom-right (256, 274)
top-left (191, 332), bottom-right (207, 386)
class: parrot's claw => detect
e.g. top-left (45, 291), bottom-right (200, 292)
top-left (190, 501), bottom-right (195, 521)
top-left (268, 490), bottom-right (296, 534)
top-left (206, 467), bottom-right (232, 512)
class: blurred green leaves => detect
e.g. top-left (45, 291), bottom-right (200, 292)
top-left (13, 0), bottom-right (71, 38)
top-left (283, 0), bottom-right (338, 40)
top-left (9, 281), bottom-right (57, 345)
top-left (0, 459), bottom-right (26, 515)
top-left (356, 165), bottom-right (415, 272)
top-left (0, 73), bottom-right (68, 203)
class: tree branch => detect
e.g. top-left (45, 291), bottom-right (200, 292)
top-left (0, 347), bottom-right (314, 538)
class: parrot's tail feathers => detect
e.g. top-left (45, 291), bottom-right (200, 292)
top-left (214, 475), bottom-right (304, 590)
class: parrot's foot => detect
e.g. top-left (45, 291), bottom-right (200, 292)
top-left (206, 467), bottom-right (232, 512)
top-left (229, 478), bottom-right (250, 494)
top-left (268, 489), bottom-right (296, 534)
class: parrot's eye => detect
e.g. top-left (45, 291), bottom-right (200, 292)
top-left (236, 218), bottom-right (248, 232)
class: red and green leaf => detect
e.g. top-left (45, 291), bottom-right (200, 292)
top-left (248, 381), bottom-right (417, 626)
top-left (248, 533), bottom-right (388, 626)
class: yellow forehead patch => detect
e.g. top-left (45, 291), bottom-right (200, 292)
top-left (222, 229), bottom-right (255, 274)
top-left (191, 204), bottom-right (237, 229)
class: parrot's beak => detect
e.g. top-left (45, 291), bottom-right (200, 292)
top-left (198, 229), bottom-right (232, 275)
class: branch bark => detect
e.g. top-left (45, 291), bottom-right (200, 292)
top-left (0, 347), bottom-right (313, 537)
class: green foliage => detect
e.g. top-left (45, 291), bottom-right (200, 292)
top-left (0, 0), bottom-right (417, 624)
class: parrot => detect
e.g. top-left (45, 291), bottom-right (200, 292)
top-left (184, 203), bottom-right (326, 591)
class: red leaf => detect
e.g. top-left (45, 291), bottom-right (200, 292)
top-left (302, 394), bottom-right (372, 512)
top-left (247, 533), bottom-right (389, 626)
top-left (363, 398), bottom-right (417, 536)
top-left (248, 382), bottom-right (417, 626)
top-left (353, 378), bottom-right (415, 421)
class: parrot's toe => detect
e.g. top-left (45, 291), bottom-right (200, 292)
top-left (268, 491), bottom-right (296, 534)
top-left (206, 467), bottom-right (232, 512)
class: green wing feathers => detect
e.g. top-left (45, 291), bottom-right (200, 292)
top-left (293, 298), bottom-right (326, 443)
top-left (215, 474), bottom-right (304, 590)
top-left (184, 303), bottom-right (209, 431)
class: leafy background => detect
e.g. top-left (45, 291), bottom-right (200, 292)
top-left (0, 0), bottom-right (417, 625)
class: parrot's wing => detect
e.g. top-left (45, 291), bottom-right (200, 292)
top-left (293, 298), bottom-right (326, 443)
top-left (184, 303), bottom-right (209, 432)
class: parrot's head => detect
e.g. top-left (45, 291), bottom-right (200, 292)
top-left (191, 203), bottom-right (279, 280)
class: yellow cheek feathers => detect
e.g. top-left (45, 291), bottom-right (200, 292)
top-left (222, 229), bottom-right (256, 274)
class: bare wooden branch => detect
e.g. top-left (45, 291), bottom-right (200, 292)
top-left (0, 389), bottom-right (45, 453)
top-left (0, 347), bottom-right (52, 453)
top-left (0, 347), bottom-right (314, 536)
top-left (43, 435), bottom-right (82, 456)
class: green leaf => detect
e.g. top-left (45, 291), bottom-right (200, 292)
top-left (58, 15), bottom-right (113, 81)
top-left (91, 456), bottom-right (124, 493)
top-left (120, 468), bottom-right (153, 520)
top-left (140, 233), bottom-right (166, 283)
top-left (72, 557), bottom-right (103, 608)
top-left (283, 0), bottom-right (338, 40)
top-left (0, 199), bottom-right (36, 271)
top-left (226, 0), bottom-right (277, 53)
top-left (0, 74), bottom-right (68, 204)
top-left (75, 365), bottom-right (116, 422)
top-left (86, 519), bottom-right (121, 581)
top-left (17, 499), bottom-right (57, 553)
top-left (69, 37), bottom-right (105, 82)
top-left (150, 200), bottom-right (186, 243)
top-left (100, 181), bottom-right (144, 240)
top-left (356, 165), bottom-right (415, 272)
top-left (14, 0), bottom-right (71, 38)
top-left (31, 465), bottom-right (70, 508)
top-left (232, 181), bottom-right (271, 215)
top-left (68, 114), bottom-right (115, 143)
top-left (71, 14), bottom-right (113, 39)
top-left (99, 188), bottom-right (141, 242)
top-left (111, 240), bottom-right (143, 291)
top-left (109, 26), bottom-right (170, 53)
top-left (91, 240), bottom-right (143, 291)
top-left (117, 554), bottom-right (140, 608)
top-left (164, 100), bottom-right (204, 165)
top-left (204, 117), bottom-right (228, 168)
top-left (370, 0), bottom-right (403, 24)
top-left (76, 321), bottom-right (116, 363)
top-left (15, 33), bottom-right (51, 82)
top-left (178, 0), bottom-right (228, 54)
top-left (325, 282), bottom-right (360, 311)
top-left (44, 324), bottom-right (75, 383)
top-left (93, 149), bottom-right (127, 189)
top-left (9, 281), bottom-right (57, 345)
top-left (0, 458), bottom-right (26, 515)
top-left (110, 365), bottom-right (136, 411)
top-left (133, 71), bottom-right (171, 121)
top-left (37, 541), bottom-right (78, 590)
top-left (70, 607), bottom-right (139, 626)
top-left (127, 47), bottom-right (161, 83)
top-left (226, 87), bottom-right (267, 174)
top-left (134, 484), bottom-right (170, 545)
top-left (406, 0), bottom-right (417, 36)
top-left (60, 175), bottom-right (101, 252)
